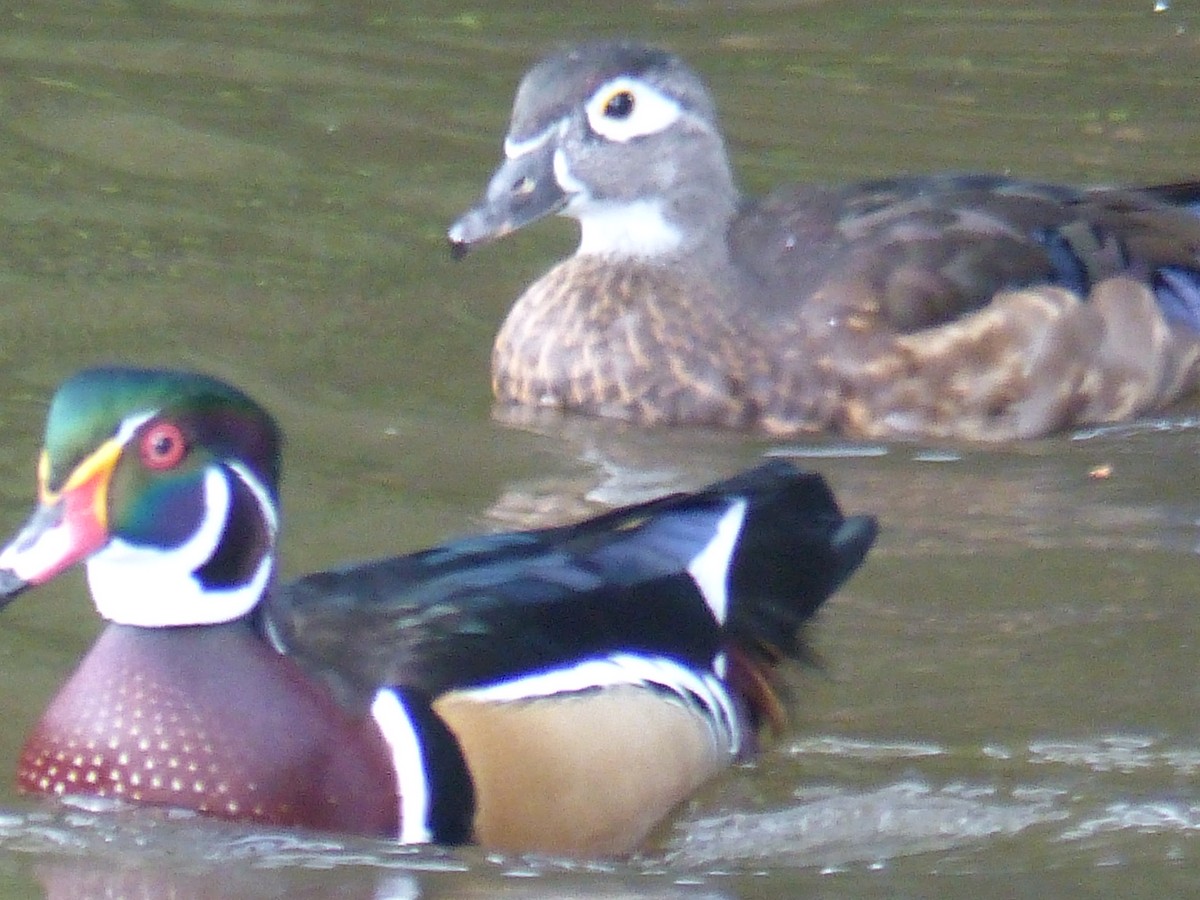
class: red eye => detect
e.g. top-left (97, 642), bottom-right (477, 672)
top-left (139, 422), bottom-right (188, 470)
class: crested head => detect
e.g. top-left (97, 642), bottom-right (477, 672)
top-left (448, 40), bottom-right (739, 261)
top-left (508, 41), bottom-right (719, 144)
top-left (0, 367), bottom-right (283, 628)
top-left (43, 367), bottom-right (281, 502)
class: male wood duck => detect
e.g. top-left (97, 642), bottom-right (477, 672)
top-left (0, 367), bottom-right (875, 856)
top-left (448, 40), bottom-right (1200, 441)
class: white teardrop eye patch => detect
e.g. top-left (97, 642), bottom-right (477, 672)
top-left (584, 76), bottom-right (682, 142)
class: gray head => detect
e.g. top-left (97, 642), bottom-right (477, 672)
top-left (448, 41), bottom-right (739, 260)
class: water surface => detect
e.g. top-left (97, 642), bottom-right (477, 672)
top-left (0, 1), bottom-right (1198, 896)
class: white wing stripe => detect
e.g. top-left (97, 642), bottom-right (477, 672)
top-left (686, 499), bottom-right (746, 625)
top-left (460, 653), bottom-right (742, 756)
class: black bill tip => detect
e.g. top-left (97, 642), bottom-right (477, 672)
top-left (0, 569), bottom-right (30, 606)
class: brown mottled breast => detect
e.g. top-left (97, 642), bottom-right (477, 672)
top-left (19, 623), bottom-right (399, 836)
top-left (493, 256), bottom-right (775, 430)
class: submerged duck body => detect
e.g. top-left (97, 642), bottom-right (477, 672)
top-left (0, 368), bottom-right (875, 855)
top-left (449, 41), bottom-right (1200, 441)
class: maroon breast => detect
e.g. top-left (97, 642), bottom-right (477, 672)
top-left (18, 622), bottom-right (399, 836)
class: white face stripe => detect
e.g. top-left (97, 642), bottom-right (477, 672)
top-left (461, 652), bottom-right (743, 757)
top-left (583, 76), bottom-right (683, 143)
top-left (686, 499), bottom-right (747, 625)
top-left (552, 146), bottom-right (588, 197)
top-left (88, 464), bottom-right (276, 627)
top-left (113, 409), bottom-right (157, 445)
top-left (370, 689), bottom-right (433, 844)
top-left (503, 119), bottom-right (565, 159)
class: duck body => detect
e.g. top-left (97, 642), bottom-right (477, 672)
top-left (449, 42), bottom-right (1200, 440)
top-left (0, 368), bottom-right (875, 855)
top-left (19, 621), bottom-right (402, 836)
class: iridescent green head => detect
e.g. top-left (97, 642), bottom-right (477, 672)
top-left (0, 367), bottom-right (283, 627)
top-left (41, 367), bottom-right (281, 500)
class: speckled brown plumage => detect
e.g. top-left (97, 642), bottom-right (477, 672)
top-left (493, 259), bottom-right (1200, 441)
top-left (492, 257), bottom-right (771, 429)
top-left (450, 42), bottom-right (1200, 441)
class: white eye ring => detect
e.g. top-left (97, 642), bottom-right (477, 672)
top-left (584, 76), bottom-right (682, 143)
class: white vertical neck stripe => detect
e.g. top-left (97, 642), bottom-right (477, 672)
top-left (370, 689), bottom-right (433, 844)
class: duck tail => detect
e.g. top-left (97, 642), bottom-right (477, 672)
top-left (1140, 180), bottom-right (1200, 218)
top-left (1119, 180), bottom-right (1200, 333)
top-left (712, 460), bottom-right (876, 733)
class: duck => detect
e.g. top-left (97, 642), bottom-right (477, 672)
top-left (447, 40), bottom-right (1200, 441)
top-left (0, 367), bottom-right (876, 856)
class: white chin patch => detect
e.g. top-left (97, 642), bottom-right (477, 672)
top-left (551, 139), bottom-right (683, 258)
top-left (557, 156), bottom-right (684, 260)
top-left (88, 465), bottom-right (275, 628)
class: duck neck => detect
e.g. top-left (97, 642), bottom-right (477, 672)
top-left (88, 462), bottom-right (279, 628)
top-left (575, 147), bottom-right (740, 263)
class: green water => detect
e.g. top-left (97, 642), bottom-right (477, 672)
top-left (0, 0), bottom-right (1197, 896)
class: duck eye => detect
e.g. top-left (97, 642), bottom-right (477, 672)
top-left (139, 422), bottom-right (188, 471)
top-left (603, 89), bottom-right (635, 119)
top-left (585, 78), bottom-right (681, 142)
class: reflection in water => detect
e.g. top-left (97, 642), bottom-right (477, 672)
top-left (484, 408), bottom-right (1200, 556)
top-left (14, 804), bottom-right (737, 900)
top-left (667, 783), bottom-right (1064, 870)
top-left (1, 0), bottom-right (1200, 896)
top-left (36, 861), bottom-right (385, 900)
top-left (7, 737), bottom-right (1200, 897)
top-left (7, 763), bottom-right (1200, 897)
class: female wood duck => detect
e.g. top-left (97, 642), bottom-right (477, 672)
top-left (448, 40), bottom-right (1200, 441)
top-left (0, 367), bottom-right (875, 856)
